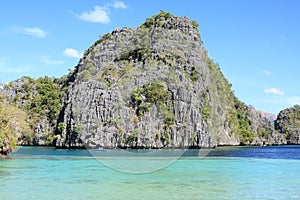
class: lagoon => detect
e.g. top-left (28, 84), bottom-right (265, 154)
top-left (1, 146), bottom-right (300, 200)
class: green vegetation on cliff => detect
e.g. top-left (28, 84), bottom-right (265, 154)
top-left (131, 82), bottom-right (174, 145)
top-left (204, 57), bottom-right (272, 145)
top-left (5, 76), bottom-right (66, 123)
top-left (0, 98), bottom-right (31, 155)
top-left (140, 10), bottom-right (174, 29)
top-left (227, 97), bottom-right (256, 144)
top-left (1, 74), bottom-right (72, 147)
top-left (275, 105), bottom-right (300, 144)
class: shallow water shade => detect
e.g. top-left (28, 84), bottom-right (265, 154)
top-left (0, 146), bottom-right (300, 200)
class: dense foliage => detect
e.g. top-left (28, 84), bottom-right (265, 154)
top-left (7, 76), bottom-right (67, 124)
top-left (29, 77), bottom-right (64, 124)
top-left (140, 10), bottom-right (174, 28)
top-left (2, 75), bottom-right (71, 148)
top-left (0, 98), bottom-right (31, 155)
top-left (131, 82), bottom-right (174, 144)
top-left (228, 97), bottom-right (256, 144)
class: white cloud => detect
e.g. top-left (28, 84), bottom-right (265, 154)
top-left (263, 70), bottom-right (271, 76)
top-left (264, 88), bottom-right (285, 96)
top-left (14, 27), bottom-right (47, 38)
top-left (78, 6), bottom-right (110, 24)
top-left (63, 48), bottom-right (82, 59)
top-left (113, 1), bottom-right (127, 9)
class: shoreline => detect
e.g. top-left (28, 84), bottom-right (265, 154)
top-left (11, 143), bottom-right (300, 150)
top-left (2, 144), bottom-right (299, 159)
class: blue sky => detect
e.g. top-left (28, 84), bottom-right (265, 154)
top-left (0, 0), bottom-right (299, 115)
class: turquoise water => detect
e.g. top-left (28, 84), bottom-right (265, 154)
top-left (1, 146), bottom-right (300, 200)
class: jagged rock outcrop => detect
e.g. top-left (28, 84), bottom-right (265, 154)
top-left (55, 11), bottom-right (284, 149)
top-left (275, 105), bottom-right (300, 144)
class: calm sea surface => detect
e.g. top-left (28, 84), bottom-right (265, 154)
top-left (1, 146), bottom-right (300, 200)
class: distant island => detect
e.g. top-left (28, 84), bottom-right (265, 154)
top-left (1, 11), bottom-right (299, 157)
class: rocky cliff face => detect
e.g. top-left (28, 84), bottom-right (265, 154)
top-left (55, 12), bottom-right (284, 149)
top-left (275, 105), bottom-right (300, 144)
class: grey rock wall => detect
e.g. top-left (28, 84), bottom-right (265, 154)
top-left (56, 13), bottom-right (285, 148)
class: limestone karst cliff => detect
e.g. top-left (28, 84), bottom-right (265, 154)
top-left (53, 11), bottom-right (285, 148)
top-left (275, 105), bottom-right (300, 144)
top-left (1, 12), bottom-right (291, 155)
